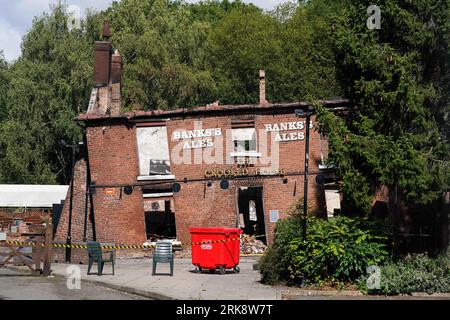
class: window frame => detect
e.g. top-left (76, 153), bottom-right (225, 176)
top-left (230, 127), bottom-right (261, 158)
top-left (136, 124), bottom-right (173, 180)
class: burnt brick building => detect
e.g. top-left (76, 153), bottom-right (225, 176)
top-left (54, 23), bottom-right (349, 257)
top-left (0, 184), bottom-right (68, 232)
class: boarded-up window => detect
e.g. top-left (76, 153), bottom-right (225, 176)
top-left (231, 127), bottom-right (260, 164)
top-left (232, 128), bottom-right (257, 153)
top-left (325, 189), bottom-right (341, 218)
top-left (137, 126), bottom-right (171, 176)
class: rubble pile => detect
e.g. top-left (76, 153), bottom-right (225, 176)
top-left (240, 235), bottom-right (267, 254)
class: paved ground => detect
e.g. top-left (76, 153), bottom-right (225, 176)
top-left (0, 268), bottom-right (149, 300)
top-left (4, 257), bottom-right (450, 300)
top-left (48, 257), bottom-right (284, 300)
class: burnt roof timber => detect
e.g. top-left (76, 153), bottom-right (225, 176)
top-left (75, 99), bottom-right (350, 124)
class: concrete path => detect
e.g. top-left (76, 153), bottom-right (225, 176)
top-left (49, 257), bottom-right (285, 300)
top-left (0, 268), bottom-right (149, 300)
top-left (7, 257), bottom-right (449, 300)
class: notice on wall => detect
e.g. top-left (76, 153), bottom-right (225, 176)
top-left (239, 213), bottom-right (245, 228)
top-left (269, 210), bottom-right (279, 223)
top-left (249, 200), bottom-right (257, 221)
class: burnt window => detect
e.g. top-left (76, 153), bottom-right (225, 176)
top-left (229, 119), bottom-right (260, 165)
top-left (136, 126), bottom-right (172, 178)
top-left (231, 128), bottom-right (257, 154)
top-left (230, 124), bottom-right (260, 166)
top-left (234, 132), bottom-right (254, 152)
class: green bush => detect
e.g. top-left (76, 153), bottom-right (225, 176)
top-left (258, 213), bottom-right (388, 286)
top-left (255, 245), bottom-right (284, 285)
top-left (358, 254), bottom-right (450, 295)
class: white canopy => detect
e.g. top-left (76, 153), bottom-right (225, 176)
top-left (0, 184), bottom-right (69, 208)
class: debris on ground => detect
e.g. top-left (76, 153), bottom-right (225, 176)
top-left (240, 235), bottom-right (267, 254)
top-left (119, 253), bottom-right (152, 259)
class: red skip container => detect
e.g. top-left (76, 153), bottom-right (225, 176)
top-left (189, 227), bottom-right (242, 274)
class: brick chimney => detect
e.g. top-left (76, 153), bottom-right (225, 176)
top-left (111, 50), bottom-right (122, 84)
top-left (259, 69), bottom-right (268, 106)
top-left (102, 20), bottom-right (110, 39)
top-left (89, 20), bottom-right (125, 115)
top-left (93, 21), bottom-right (112, 87)
top-left (110, 50), bottom-right (122, 114)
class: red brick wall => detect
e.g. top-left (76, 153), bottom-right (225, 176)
top-left (262, 175), bottom-right (325, 244)
top-left (54, 158), bottom-right (93, 242)
top-left (0, 208), bottom-right (51, 219)
top-left (54, 123), bottom-right (146, 252)
top-left (60, 110), bottom-right (329, 247)
top-left (166, 114), bottom-right (323, 177)
top-left (173, 181), bottom-right (237, 242)
top-left (86, 124), bottom-right (146, 245)
top-left (0, 208), bottom-right (51, 230)
top-left (165, 113), bottom-right (326, 243)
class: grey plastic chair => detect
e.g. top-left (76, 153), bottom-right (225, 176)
top-left (152, 241), bottom-right (173, 276)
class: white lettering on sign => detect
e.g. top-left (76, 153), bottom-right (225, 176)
top-left (182, 139), bottom-right (214, 150)
top-left (173, 128), bottom-right (222, 140)
top-left (265, 121), bottom-right (312, 142)
top-left (173, 127), bottom-right (222, 150)
top-left (201, 241), bottom-right (213, 250)
top-left (274, 131), bottom-right (305, 142)
top-left (265, 121), bottom-right (305, 132)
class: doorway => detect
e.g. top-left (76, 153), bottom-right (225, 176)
top-left (238, 186), bottom-right (266, 244)
top-left (144, 200), bottom-right (176, 241)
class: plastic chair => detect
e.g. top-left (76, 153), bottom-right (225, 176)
top-left (152, 241), bottom-right (173, 276)
top-left (87, 241), bottom-right (115, 276)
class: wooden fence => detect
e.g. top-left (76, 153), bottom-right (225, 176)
top-left (0, 221), bottom-right (52, 276)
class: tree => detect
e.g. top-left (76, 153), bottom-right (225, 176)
top-left (0, 52), bottom-right (8, 123)
top-left (207, 7), bottom-right (286, 104)
top-left (0, 3), bottom-right (96, 184)
top-left (317, 0), bottom-right (450, 214)
top-left (187, 0), bottom-right (260, 25)
top-left (276, 0), bottom-right (343, 101)
top-left (207, 0), bottom-right (343, 105)
top-left (0, 0), bottom-right (351, 184)
top-left (105, 0), bottom-right (218, 110)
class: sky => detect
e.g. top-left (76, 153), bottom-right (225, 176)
top-left (0, 0), bottom-right (285, 62)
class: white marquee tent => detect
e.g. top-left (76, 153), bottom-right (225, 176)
top-left (0, 185), bottom-right (69, 208)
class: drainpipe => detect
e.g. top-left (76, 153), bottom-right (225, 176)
top-left (66, 145), bottom-right (76, 263)
top-left (82, 132), bottom-right (90, 242)
top-left (296, 106), bottom-right (315, 242)
top-left (302, 112), bottom-right (311, 242)
top-left (59, 139), bottom-right (81, 263)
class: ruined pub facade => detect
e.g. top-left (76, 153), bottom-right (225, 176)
top-left (54, 24), bottom-right (348, 254)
